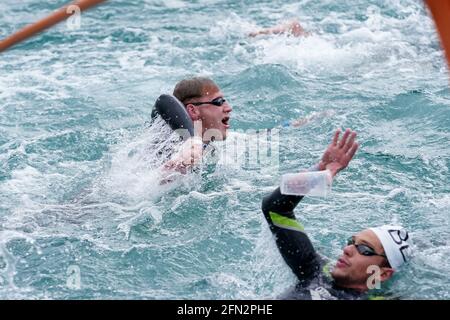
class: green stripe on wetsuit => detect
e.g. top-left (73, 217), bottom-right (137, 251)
top-left (269, 211), bottom-right (304, 232)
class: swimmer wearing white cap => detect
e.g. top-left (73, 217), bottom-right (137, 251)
top-left (262, 129), bottom-right (413, 300)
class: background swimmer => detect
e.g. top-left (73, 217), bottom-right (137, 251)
top-left (249, 19), bottom-right (310, 38)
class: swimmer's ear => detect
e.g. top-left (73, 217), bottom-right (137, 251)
top-left (379, 267), bottom-right (395, 283)
top-left (185, 104), bottom-right (201, 121)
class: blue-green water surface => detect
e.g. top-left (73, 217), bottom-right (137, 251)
top-left (0, 0), bottom-right (449, 299)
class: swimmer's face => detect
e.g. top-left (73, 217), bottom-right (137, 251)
top-left (185, 87), bottom-right (232, 142)
top-left (331, 229), bottom-right (394, 291)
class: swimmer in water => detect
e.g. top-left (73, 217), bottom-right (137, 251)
top-left (262, 128), bottom-right (413, 300)
top-left (157, 77), bottom-right (333, 175)
top-left (172, 77), bottom-right (233, 142)
top-left (249, 19), bottom-right (310, 38)
top-left (157, 77), bottom-right (233, 175)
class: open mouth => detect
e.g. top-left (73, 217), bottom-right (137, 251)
top-left (336, 257), bottom-right (350, 268)
top-left (222, 117), bottom-right (230, 128)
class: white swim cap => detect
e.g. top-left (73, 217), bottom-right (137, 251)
top-left (370, 225), bottom-right (413, 270)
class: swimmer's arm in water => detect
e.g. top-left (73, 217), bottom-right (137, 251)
top-left (159, 137), bottom-right (204, 179)
top-left (261, 129), bottom-right (359, 280)
top-left (249, 19), bottom-right (310, 38)
top-left (282, 110), bottom-right (336, 128)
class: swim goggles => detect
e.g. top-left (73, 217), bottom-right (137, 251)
top-left (189, 97), bottom-right (227, 107)
top-left (347, 237), bottom-right (387, 258)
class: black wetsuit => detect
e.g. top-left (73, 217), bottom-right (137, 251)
top-left (262, 187), bottom-right (384, 300)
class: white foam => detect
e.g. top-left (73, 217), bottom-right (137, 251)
top-left (0, 230), bottom-right (36, 290)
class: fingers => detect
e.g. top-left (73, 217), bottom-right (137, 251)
top-left (343, 131), bottom-right (357, 153)
top-left (332, 129), bottom-right (341, 146)
top-left (338, 128), bottom-right (351, 148)
top-left (347, 142), bottom-right (359, 160)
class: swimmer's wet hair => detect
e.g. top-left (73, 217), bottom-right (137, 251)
top-left (173, 77), bottom-right (219, 105)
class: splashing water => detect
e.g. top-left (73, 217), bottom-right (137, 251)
top-left (0, 0), bottom-right (449, 299)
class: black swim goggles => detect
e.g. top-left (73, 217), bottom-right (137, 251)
top-left (189, 97), bottom-right (227, 107)
top-left (347, 237), bottom-right (387, 258)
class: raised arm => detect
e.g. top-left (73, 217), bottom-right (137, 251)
top-left (261, 129), bottom-right (359, 282)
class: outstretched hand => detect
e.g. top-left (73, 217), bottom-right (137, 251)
top-left (318, 129), bottom-right (359, 177)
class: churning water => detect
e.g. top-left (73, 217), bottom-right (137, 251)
top-left (0, 0), bottom-right (449, 299)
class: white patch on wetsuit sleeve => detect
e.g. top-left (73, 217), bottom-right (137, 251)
top-left (310, 287), bottom-right (337, 300)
